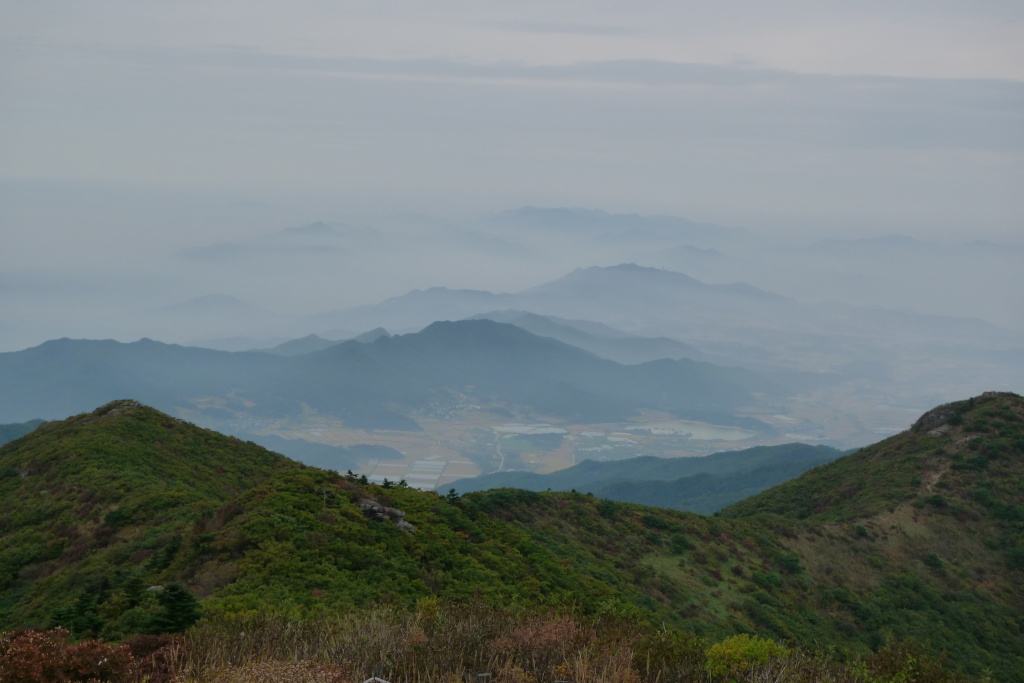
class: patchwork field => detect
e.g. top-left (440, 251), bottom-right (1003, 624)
top-left (250, 390), bottom-right (915, 489)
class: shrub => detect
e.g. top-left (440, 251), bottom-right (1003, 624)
top-left (104, 508), bottom-right (133, 528)
top-left (640, 514), bottom-right (670, 530)
top-left (863, 642), bottom-right (963, 683)
top-left (705, 633), bottom-right (789, 679)
top-left (1007, 546), bottom-right (1024, 571)
top-left (0, 628), bottom-right (134, 683)
top-left (669, 534), bottom-right (692, 554)
top-left (596, 499), bottom-right (618, 519)
top-left (778, 552), bottom-right (803, 574)
top-left (123, 634), bottom-right (185, 683)
top-left (753, 571), bottom-right (781, 590)
top-left (201, 660), bottom-right (351, 683)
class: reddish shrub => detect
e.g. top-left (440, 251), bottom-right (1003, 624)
top-left (124, 634), bottom-right (184, 683)
top-left (0, 628), bottom-right (135, 682)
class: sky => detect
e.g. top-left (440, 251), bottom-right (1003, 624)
top-left (1, 1), bottom-right (1023, 349)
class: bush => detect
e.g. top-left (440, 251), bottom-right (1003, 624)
top-left (753, 572), bottom-right (781, 590)
top-left (123, 634), bottom-right (184, 683)
top-left (778, 552), bottom-right (803, 574)
top-left (669, 534), bottom-right (692, 554)
top-left (1005, 546), bottom-right (1024, 571)
top-left (104, 508), bottom-right (133, 528)
top-left (640, 514), bottom-right (670, 530)
top-left (0, 628), bottom-right (134, 683)
top-left (705, 633), bottom-right (789, 679)
top-left (863, 642), bottom-right (963, 683)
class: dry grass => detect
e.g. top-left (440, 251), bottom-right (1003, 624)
top-left (0, 604), bottom-right (975, 683)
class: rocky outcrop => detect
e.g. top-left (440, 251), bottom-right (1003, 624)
top-left (911, 404), bottom-right (959, 433)
top-left (358, 498), bottom-right (416, 533)
top-left (911, 392), bottom-right (1016, 434)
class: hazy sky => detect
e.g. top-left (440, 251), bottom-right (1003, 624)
top-left (1, 1), bottom-right (1023, 352)
top-left (3, 1), bottom-right (1022, 238)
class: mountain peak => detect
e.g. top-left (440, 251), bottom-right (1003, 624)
top-left (416, 318), bottom-right (544, 345)
top-left (527, 264), bottom-right (706, 295)
top-left (153, 294), bottom-right (267, 316)
top-left (911, 391), bottom-right (1020, 434)
top-left (90, 398), bottom-right (144, 417)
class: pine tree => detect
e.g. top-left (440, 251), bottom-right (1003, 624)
top-left (56, 593), bottom-right (105, 638)
top-left (147, 582), bottom-right (202, 633)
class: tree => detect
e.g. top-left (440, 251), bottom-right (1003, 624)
top-left (147, 583), bottom-right (202, 633)
top-left (63, 593), bottom-right (105, 638)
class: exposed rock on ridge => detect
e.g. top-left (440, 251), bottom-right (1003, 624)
top-left (358, 498), bottom-right (416, 533)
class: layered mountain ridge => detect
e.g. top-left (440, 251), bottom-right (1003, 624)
top-left (0, 319), bottom-right (779, 429)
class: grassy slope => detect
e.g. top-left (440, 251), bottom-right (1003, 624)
top-left (2, 395), bottom-right (1024, 680)
top-left (0, 401), bottom-right (292, 624)
top-left (720, 391), bottom-right (1024, 680)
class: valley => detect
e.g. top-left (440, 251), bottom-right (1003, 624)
top-left (183, 387), bottom-right (922, 491)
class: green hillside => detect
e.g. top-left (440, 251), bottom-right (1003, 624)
top-left (2, 395), bottom-right (1024, 680)
top-left (450, 443), bottom-right (843, 513)
top-left (720, 391), bottom-right (1024, 679)
top-left (2, 400), bottom-right (810, 648)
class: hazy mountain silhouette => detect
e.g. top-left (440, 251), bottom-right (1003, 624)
top-left (0, 320), bottom-right (780, 428)
top-left (469, 310), bottom-right (715, 364)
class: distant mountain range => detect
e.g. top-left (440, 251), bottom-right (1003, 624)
top-left (303, 264), bottom-right (793, 340)
top-left (304, 264), bottom-right (1018, 364)
top-left (0, 319), bottom-right (781, 429)
top-left (255, 333), bottom-right (341, 356)
top-left (467, 310), bottom-right (715, 365)
top-left (128, 263), bottom-right (1018, 403)
top-left (449, 443), bottom-right (844, 514)
top-left (0, 419), bottom-right (44, 447)
top-left (7, 262), bottom-right (1021, 450)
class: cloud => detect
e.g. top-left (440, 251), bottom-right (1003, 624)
top-left (482, 21), bottom-right (641, 36)
top-left (2, 4), bottom-right (1021, 249)
top-left (68, 45), bottom-right (1022, 157)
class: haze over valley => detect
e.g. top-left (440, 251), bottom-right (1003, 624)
top-left (1, 236), bottom-right (1021, 490)
top-left (4, 3), bottom-right (1024, 679)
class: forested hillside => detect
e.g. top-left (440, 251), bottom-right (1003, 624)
top-left (1, 394), bottom-right (1023, 680)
